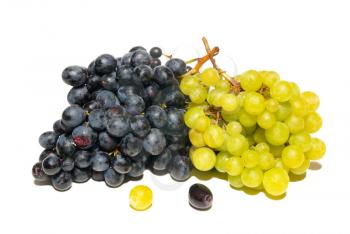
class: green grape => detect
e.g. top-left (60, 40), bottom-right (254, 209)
top-left (255, 142), bottom-right (270, 152)
top-left (215, 151), bottom-right (231, 173)
top-left (265, 122), bottom-right (290, 146)
top-left (289, 82), bottom-right (301, 100)
top-left (285, 114), bottom-right (305, 134)
top-left (203, 125), bottom-right (225, 148)
top-left (215, 79), bottom-right (231, 92)
top-left (189, 85), bottom-right (208, 104)
top-left (289, 132), bottom-right (312, 152)
top-left (226, 134), bottom-right (249, 156)
top-left (240, 70), bottom-right (263, 91)
top-left (216, 132), bottom-right (229, 152)
top-left (244, 124), bottom-right (257, 136)
top-left (237, 91), bottom-right (247, 106)
top-left (257, 111), bottom-right (276, 129)
top-left (184, 107), bottom-right (205, 128)
top-left (225, 157), bottom-right (244, 176)
top-left (221, 108), bottom-right (240, 122)
top-left (263, 168), bottom-right (289, 196)
top-left (253, 127), bottom-right (266, 143)
top-left (228, 175), bottom-right (244, 189)
top-left (281, 145), bottom-right (305, 169)
top-left (246, 135), bottom-right (255, 146)
top-left (201, 67), bottom-right (220, 86)
top-left (129, 185), bottom-right (153, 211)
top-left (275, 158), bottom-right (289, 172)
top-left (261, 71), bottom-right (280, 88)
top-left (305, 137), bottom-right (326, 160)
top-left (258, 151), bottom-right (276, 170)
top-left (304, 112), bottom-right (322, 133)
top-left (265, 98), bottom-right (279, 112)
top-left (241, 167), bottom-right (264, 188)
top-left (270, 144), bottom-right (284, 158)
top-left (239, 110), bottom-right (257, 127)
top-left (290, 159), bottom-right (310, 175)
top-left (191, 147), bottom-right (216, 171)
top-left (276, 102), bottom-right (292, 121)
top-left (270, 80), bottom-right (292, 102)
top-left (220, 93), bottom-right (239, 112)
top-left (243, 92), bottom-right (266, 115)
top-left (189, 129), bottom-right (206, 147)
top-left (193, 115), bottom-right (211, 132)
top-left (207, 89), bottom-right (225, 106)
top-left (226, 121), bottom-right (243, 136)
top-left (242, 150), bottom-right (259, 168)
top-left (301, 91), bottom-right (320, 112)
top-left (290, 98), bottom-right (309, 117)
top-left (180, 75), bottom-right (200, 95)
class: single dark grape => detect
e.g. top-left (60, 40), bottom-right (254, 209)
top-left (145, 82), bottom-right (160, 101)
top-left (104, 168), bottom-right (124, 188)
top-left (72, 167), bottom-right (91, 183)
top-left (111, 153), bottom-right (132, 174)
top-left (96, 90), bottom-right (120, 109)
top-left (153, 66), bottom-right (176, 87)
top-left (132, 150), bottom-right (150, 164)
top-left (32, 162), bottom-right (49, 181)
top-left (95, 54), bottom-right (117, 75)
top-left (74, 150), bottom-right (92, 169)
top-left (188, 183), bottom-right (213, 210)
top-left (88, 109), bottom-right (107, 131)
top-left (42, 153), bottom-right (61, 176)
top-left (131, 50), bottom-right (151, 66)
top-left (134, 64), bottom-right (154, 85)
top-left (51, 171), bottom-right (72, 191)
top-left (165, 58), bottom-right (187, 76)
top-left (98, 131), bottom-right (119, 152)
top-left (67, 85), bottom-right (90, 105)
top-left (152, 148), bottom-right (172, 171)
top-left (92, 171), bottom-right (105, 181)
top-left (87, 60), bottom-right (96, 76)
top-left (62, 157), bottom-right (75, 172)
top-left (56, 134), bottom-right (76, 158)
top-left (53, 119), bottom-right (65, 134)
top-left (39, 131), bottom-right (59, 149)
top-left (83, 100), bottom-right (102, 113)
top-left (120, 133), bottom-right (143, 157)
top-left (86, 75), bottom-right (101, 92)
top-left (61, 105), bottom-right (86, 128)
top-left (165, 108), bottom-right (186, 134)
top-left (150, 58), bottom-right (161, 68)
top-left (72, 125), bottom-right (97, 149)
top-left (106, 115), bottom-right (130, 137)
top-left (127, 160), bottom-right (145, 178)
top-left (39, 149), bottom-right (53, 161)
top-left (124, 95), bottom-right (145, 115)
top-left (145, 105), bottom-right (167, 128)
top-left (150, 47), bottom-right (162, 58)
top-left (129, 46), bottom-right (146, 52)
top-left (105, 106), bottom-right (126, 119)
top-left (168, 155), bottom-right (192, 181)
top-left (117, 86), bottom-right (138, 103)
top-left (143, 128), bottom-right (166, 155)
top-left (121, 52), bottom-right (134, 66)
top-left (91, 151), bottom-right (110, 172)
top-left (62, 66), bottom-right (87, 87)
top-left (100, 72), bottom-right (119, 92)
top-left (130, 115), bottom-right (151, 138)
top-left (154, 85), bottom-right (184, 108)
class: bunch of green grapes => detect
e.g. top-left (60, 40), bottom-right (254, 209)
top-left (181, 68), bottom-right (325, 197)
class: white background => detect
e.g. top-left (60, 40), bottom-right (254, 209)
top-left (0, 0), bottom-right (349, 233)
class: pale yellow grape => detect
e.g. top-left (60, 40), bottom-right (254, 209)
top-left (179, 75), bottom-right (200, 95)
top-left (240, 70), bottom-right (263, 91)
top-left (242, 150), bottom-right (259, 168)
top-left (258, 151), bottom-right (276, 170)
top-left (220, 93), bottom-right (239, 112)
top-left (226, 134), bottom-right (249, 156)
top-left (301, 91), bottom-right (320, 112)
top-left (289, 132), bottom-right (312, 152)
top-left (305, 138), bottom-right (326, 160)
top-left (237, 91), bottom-right (247, 106)
top-left (184, 107), bottom-right (205, 128)
top-left (226, 157), bottom-right (244, 176)
top-left (263, 168), bottom-right (289, 196)
top-left (244, 124), bottom-right (257, 135)
top-left (253, 127), bottom-right (266, 143)
top-left (290, 98), bottom-right (309, 117)
top-left (290, 159), bottom-right (310, 175)
top-left (191, 147), bottom-right (216, 171)
top-left (193, 115), bottom-right (211, 132)
top-left (285, 114), bottom-right (305, 134)
top-left (215, 151), bottom-right (231, 173)
top-left (221, 109), bottom-right (240, 122)
top-left (215, 79), bottom-right (231, 92)
top-left (257, 111), bottom-right (277, 129)
top-left (239, 110), bottom-right (257, 127)
top-left (243, 92), bottom-right (266, 115)
top-left (265, 122), bottom-right (290, 146)
top-left (270, 144), bottom-right (284, 158)
top-left (201, 67), bottom-right (220, 86)
top-left (304, 112), bottom-right (322, 133)
top-left (216, 132), bottom-right (229, 152)
top-left (275, 158), bottom-right (289, 172)
top-left (241, 167), bottom-right (264, 188)
top-left (265, 98), bottom-right (279, 112)
top-left (226, 121), bottom-right (243, 136)
top-left (270, 81), bottom-right (292, 102)
top-left (262, 71), bottom-right (280, 88)
top-left (282, 145), bottom-right (305, 169)
top-left (189, 85), bottom-right (208, 104)
top-left (228, 175), bottom-right (244, 189)
top-left (203, 125), bottom-right (225, 148)
top-left (207, 89), bottom-right (225, 106)
top-left (289, 82), bottom-right (301, 100)
top-left (255, 142), bottom-right (270, 152)
top-left (276, 102), bottom-right (292, 121)
top-left (129, 185), bottom-right (153, 211)
top-left (189, 129), bottom-right (206, 147)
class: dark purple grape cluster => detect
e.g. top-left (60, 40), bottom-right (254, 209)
top-left (32, 46), bottom-right (192, 191)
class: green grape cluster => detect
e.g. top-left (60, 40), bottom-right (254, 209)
top-left (181, 68), bottom-right (325, 197)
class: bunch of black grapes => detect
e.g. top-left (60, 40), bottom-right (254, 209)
top-left (32, 46), bottom-right (192, 191)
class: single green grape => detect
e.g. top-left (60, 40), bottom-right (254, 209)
top-left (225, 157), bottom-right (244, 176)
top-left (257, 111), bottom-right (276, 129)
top-left (265, 98), bottom-right (279, 112)
top-left (201, 67), bottom-right (220, 86)
top-left (215, 151), bottom-right (231, 173)
top-left (221, 108), bottom-right (241, 122)
top-left (304, 112), bottom-right (322, 133)
top-left (180, 75), bottom-right (200, 95)
top-left (290, 98), bottom-right (309, 117)
top-left (289, 132), bottom-right (312, 152)
top-left (226, 121), bottom-right (243, 136)
top-left (263, 168), bottom-right (289, 196)
top-left (301, 91), bottom-right (320, 112)
top-left (239, 110), bottom-right (257, 127)
top-left (189, 129), bottom-right (206, 147)
top-left (290, 159), bottom-right (310, 175)
top-left (129, 185), bottom-right (153, 211)
top-left (193, 115), bottom-right (211, 132)
top-left (258, 151), bottom-right (276, 170)
top-left (191, 147), bottom-right (217, 171)
top-left (226, 134), bottom-right (249, 156)
top-left (242, 150), bottom-right (259, 168)
top-left (203, 125), bottom-right (225, 148)
top-left (240, 70), bottom-right (263, 91)
top-left (253, 127), bottom-right (266, 143)
top-left (215, 79), bottom-right (231, 92)
top-left (241, 167), bottom-right (264, 188)
top-left (189, 85), bottom-right (208, 104)
top-left (289, 82), bottom-right (301, 100)
top-left (285, 114), bottom-right (305, 134)
top-left (228, 175), bottom-right (244, 189)
top-left (244, 124), bottom-right (257, 136)
top-left (243, 92), bottom-right (266, 115)
top-left (270, 80), bottom-right (292, 102)
top-left (220, 93), bottom-right (239, 112)
top-left (261, 71), bottom-right (280, 88)
top-left (265, 122), bottom-right (290, 146)
top-left (254, 142), bottom-right (270, 152)
top-left (275, 158), bottom-right (289, 172)
top-left (305, 137), bottom-right (326, 160)
top-left (207, 89), bottom-right (225, 106)
top-left (276, 102), bottom-right (292, 121)
top-left (184, 107), bottom-right (205, 128)
top-left (281, 145), bottom-right (305, 169)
